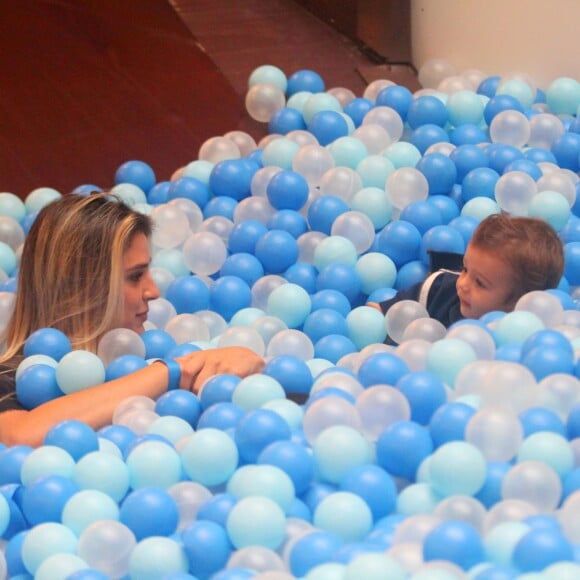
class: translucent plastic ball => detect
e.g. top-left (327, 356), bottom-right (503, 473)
top-left (463, 405), bottom-right (523, 463)
top-left (494, 170), bottom-right (537, 216)
top-left (352, 123), bottom-right (393, 155)
top-left (245, 83), bottom-right (286, 122)
top-left (386, 167), bottom-right (429, 210)
top-left (181, 231), bottom-right (227, 276)
top-left (489, 109), bottom-right (531, 148)
top-left (363, 78), bottom-right (395, 102)
top-left (267, 328), bottom-right (315, 360)
top-left (355, 384), bottom-right (411, 441)
top-left (331, 211), bottom-right (375, 255)
top-left (96, 328), bottom-right (145, 367)
top-left (302, 396), bottom-right (362, 444)
top-left (292, 144), bottom-right (335, 186)
top-left (502, 460), bottom-right (562, 512)
top-left (363, 106), bottom-right (404, 142)
top-left (385, 300), bottom-right (429, 344)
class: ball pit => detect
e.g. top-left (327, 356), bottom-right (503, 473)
top-left (1, 61), bottom-right (580, 579)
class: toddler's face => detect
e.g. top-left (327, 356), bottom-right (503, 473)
top-left (456, 244), bottom-right (517, 319)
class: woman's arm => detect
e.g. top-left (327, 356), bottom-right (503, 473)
top-left (0, 346), bottom-right (264, 448)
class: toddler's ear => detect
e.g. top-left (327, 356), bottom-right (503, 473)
top-left (428, 250), bottom-right (464, 273)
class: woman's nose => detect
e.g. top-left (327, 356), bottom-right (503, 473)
top-left (144, 277), bottom-right (160, 301)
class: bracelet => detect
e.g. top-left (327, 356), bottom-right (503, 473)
top-left (156, 358), bottom-right (182, 391)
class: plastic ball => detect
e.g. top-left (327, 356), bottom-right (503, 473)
top-left (407, 95), bottom-right (448, 129)
top-left (376, 420), bottom-right (433, 480)
top-left (423, 520), bottom-right (484, 570)
top-left (61, 489), bottom-right (120, 536)
top-left (44, 420), bottom-right (99, 461)
top-left (512, 528), bottom-right (574, 573)
top-left (386, 167), bottom-right (429, 210)
top-left (226, 495), bottom-right (286, 550)
top-left (410, 123), bottom-right (451, 155)
top-left (546, 77), bottom-right (580, 116)
top-left (23, 327), bottom-right (72, 361)
top-left (96, 328), bottom-right (145, 366)
top-left (395, 371), bottom-right (447, 425)
top-left (234, 409), bottom-right (291, 463)
top-left (120, 486), bottom-right (179, 540)
top-left (287, 69), bottom-right (325, 96)
top-left (181, 520), bottom-right (232, 579)
top-left (263, 355), bottom-right (313, 396)
top-left (385, 300), bottom-right (429, 344)
top-left (182, 231), bottom-right (228, 276)
top-left (465, 406), bottom-right (524, 462)
top-left (179, 427), bottom-right (238, 487)
top-left (16, 363), bottom-right (63, 409)
top-left (21, 521), bottom-right (78, 575)
top-left (343, 97), bottom-right (375, 127)
top-left (528, 190), bottom-right (570, 231)
top-left (313, 491), bottom-right (372, 542)
top-left (494, 170), bottom-right (537, 216)
top-left (74, 450), bottom-right (131, 502)
top-left (517, 431), bottom-right (574, 479)
top-left (289, 530), bottom-right (343, 577)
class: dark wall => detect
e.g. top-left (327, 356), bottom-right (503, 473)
top-left (293, 0), bottom-right (412, 63)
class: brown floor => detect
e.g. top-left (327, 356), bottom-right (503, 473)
top-left (0, 0), bottom-right (417, 198)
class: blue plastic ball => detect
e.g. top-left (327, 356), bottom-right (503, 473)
top-left (147, 181), bottom-right (171, 204)
top-left (407, 96), bottom-right (448, 129)
top-left (258, 439), bottom-right (315, 495)
top-left (303, 308), bottom-right (349, 343)
top-left (308, 110), bottom-right (350, 146)
top-left (141, 329), bottom-right (177, 359)
top-left (357, 352), bottom-right (409, 387)
top-left (115, 160), bottom-right (156, 193)
top-left (462, 167), bottom-right (500, 201)
top-left (228, 219), bottom-right (268, 254)
top-left (375, 85), bottom-right (413, 120)
top-left (377, 219), bottom-right (422, 266)
top-left (450, 144), bottom-right (489, 182)
top-left (23, 328), bottom-right (72, 361)
top-left (340, 464), bottom-right (397, 522)
top-left (287, 69), bottom-right (325, 96)
top-left (21, 474), bottom-right (79, 525)
top-left (395, 371), bottom-right (447, 425)
top-left (167, 176), bottom-right (210, 208)
top-left (512, 528), bottom-right (574, 572)
top-left (155, 389), bottom-right (201, 428)
top-left (424, 520), bottom-right (485, 570)
top-left (181, 520), bottom-right (232, 579)
top-left (209, 275), bottom-right (252, 321)
top-left (234, 409), bottom-right (291, 464)
top-left (429, 401), bottom-right (477, 448)
top-left (483, 94), bottom-right (524, 125)
top-left (263, 355), bottom-right (313, 396)
top-left (268, 107), bottom-right (307, 134)
top-left (268, 210), bottom-right (308, 239)
top-left (307, 195), bottom-right (349, 235)
top-left (449, 123), bottom-right (489, 146)
top-left (477, 75), bottom-right (501, 98)
top-left (416, 152), bottom-right (458, 195)
top-left (289, 530), bottom-right (343, 577)
top-left (314, 334), bottom-right (357, 364)
top-left (44, 420), bottom-right (99, 461)
top-left (120, 487), bottom-right (179, 540)
top-left (255, 229), bottom-right (299, 273)
top-left (105, 354), bottom-right (148, 382)
top-left (400, 200), bottom-right (443, 235)
top-left (220, 253), bottom-right (264, 287)
top-left (410, 124), bottom-right (451, 154)
top-left (316, 262), bottom-right (361, 305)
top-left (16, 364), bottom-right (63, 409)
top-left (266, 169), bottom-right (309, 210)
top-left (311, 289), bottom-right (352, 316)
top-left (196, 402), bottom-right (244, 431)
top-left (203, 195), bottom-right (238, 220)
top-left (343, 97), bottom-right (375, 127)
top-left (376, 420), bottom-right (433, 480)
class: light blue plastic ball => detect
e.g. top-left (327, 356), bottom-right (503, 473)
top-left (528, 190), bottom-right (571, 231)
top-left (55, 350), bottom-right (106, 395)
top-left (180, 427), bottom-right (239, 487)
top-left (266, 282), bottom-right (312, 328)
top-left (248, 64), bottom-right (288, 92)
top-left (128, 537), bottom-right (188, 579)
top-left (21, 522), bottom-right (78, 575)
top-left (226, 495), bottom-right (286, 550)
top-left (74, 450), bottom-right (130, 502)
top-left (61, 489), bottom-right (120, 536)
top-left (313, 491), bottom-right (373, 542)
top-left (345, 305), bottom-right (387, 349)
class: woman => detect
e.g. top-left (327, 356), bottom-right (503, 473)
top-left (0, 193), bottom-right (264, 447)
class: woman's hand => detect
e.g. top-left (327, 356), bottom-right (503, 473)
top-left (176, 346), bottom-right (265, 393)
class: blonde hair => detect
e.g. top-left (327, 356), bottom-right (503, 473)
top-left (0, 193), bottom-right (152, 365)
top-left (470, 213), bottom-right (564, 300)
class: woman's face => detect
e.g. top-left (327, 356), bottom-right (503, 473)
top-left (122, 232), bottom-right (160, 333)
